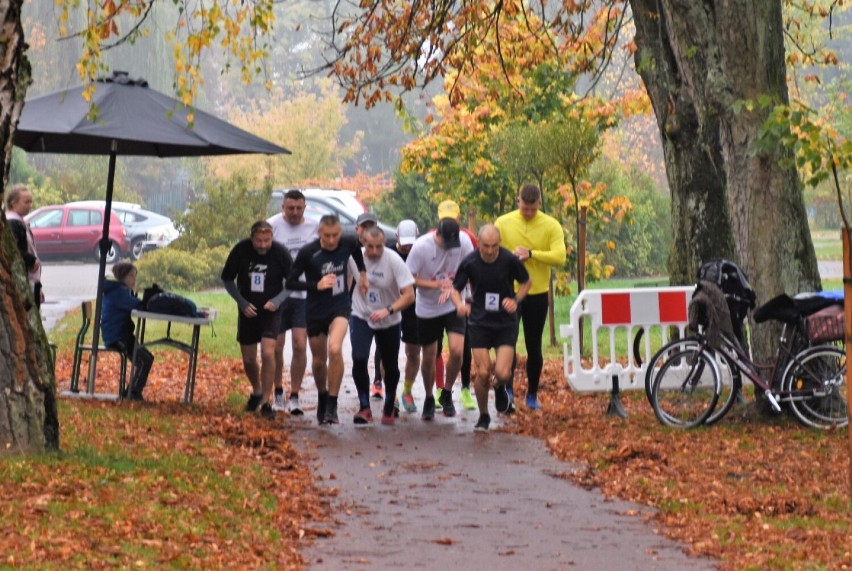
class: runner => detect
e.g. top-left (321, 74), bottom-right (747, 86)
top-left (354, 212), bottom-right (386, 401)
top-left (222, 220), bottom-right (294, 420)
top-left (348, 226), bottom-right (415, 424)
top-left (286, 214), bottom-right (368, 425)
top-left (451, 224), bottom-right (530, 431)
top-left (495, 183), bottom-right (566, 411)
top-left (395, 220), bottom-right (421, 413)
top-left (405, 218), bottom-right (474, 419)
top-left (267, 189), bottom-right (319, 415)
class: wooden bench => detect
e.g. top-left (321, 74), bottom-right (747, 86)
top-left (69, 300), bottom-right (128, 395)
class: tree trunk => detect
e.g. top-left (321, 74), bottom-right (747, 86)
top-left (0, 0), bottom-right (59, 453)
top-left (630, 0), bottom-right (820, 359)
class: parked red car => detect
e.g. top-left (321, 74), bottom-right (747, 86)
top-left (26, 204), bottom-right (130, 263)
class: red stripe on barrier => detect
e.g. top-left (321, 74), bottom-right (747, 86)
top-left (601, 293), bottom-right (631, 324)
top-left (658, 291), bottom-right (688, 323)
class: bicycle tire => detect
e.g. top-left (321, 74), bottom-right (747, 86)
top-left (781, 345), bottom-right (848, 429)
top-left (650, 344), bottom-right (721, 429)
top-left (645, 337), bottom-right (740, 425)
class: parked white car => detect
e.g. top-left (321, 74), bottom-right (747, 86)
top-left (68, 200), bottom-right (180, 260)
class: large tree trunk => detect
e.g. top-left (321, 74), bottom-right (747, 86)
top-left (630, 0), bottom-right (820, 359)
top-left (0, 0), bottom-right (59, 453)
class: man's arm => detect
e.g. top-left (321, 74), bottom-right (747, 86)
top-left (286, 249), bottom-right (314, 291)
top-left (349, 238), bottom-right (368, 293)
top-left (530, 219), bottom-right (567, 267)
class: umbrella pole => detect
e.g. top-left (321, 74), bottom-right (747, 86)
top-left (87, 146), bottom-right (117, 394)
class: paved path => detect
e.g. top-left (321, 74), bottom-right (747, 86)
top-left (284, 363), bottom-right (717, 570)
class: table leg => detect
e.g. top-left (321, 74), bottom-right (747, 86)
top-left (185, 324), bottom-right (202, 404)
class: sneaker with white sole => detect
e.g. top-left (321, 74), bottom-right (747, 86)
top-left (439, 388), bottom-right (456, 417)
top-left (288, 395), bottom-right (304, 416)
top-left (272, 392), bottom-right (286, 411)
top-left (474, 413), bottom-right (491, 432)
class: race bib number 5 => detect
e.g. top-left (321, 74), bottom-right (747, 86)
top-left (250, 272), bottom-right (265, 293)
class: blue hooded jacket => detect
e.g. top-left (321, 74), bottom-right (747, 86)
top-left (101, 279), bottom-right (141, 347)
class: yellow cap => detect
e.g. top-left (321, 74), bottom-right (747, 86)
top-left (437, 200), bottom-right (460, 220)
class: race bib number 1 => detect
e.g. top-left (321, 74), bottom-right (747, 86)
top-left (250, 272), bottom-right (265, 293)
top-left (485, 292), bottom-right (500, 312)
top-left (332, 274), bottom-right (345, 295)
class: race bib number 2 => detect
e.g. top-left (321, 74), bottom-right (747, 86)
top-left (250, 272), bottom-right (265, 293)
top-left (485, 292), bottom-right (500, 312)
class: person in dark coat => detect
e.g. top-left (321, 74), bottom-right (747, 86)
top-left (102, 262), bottom-right (154, 400)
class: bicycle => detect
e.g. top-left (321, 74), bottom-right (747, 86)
top-left (645, 289), bottom-right (848, 430)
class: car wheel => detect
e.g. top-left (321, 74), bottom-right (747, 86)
top-left (94, 241), bottom-right (120, 264)
top-left (131, 238), bottom-right (145, 261)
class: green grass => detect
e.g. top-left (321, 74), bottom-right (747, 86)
top-left (811, 229), bottom-right (842, 260)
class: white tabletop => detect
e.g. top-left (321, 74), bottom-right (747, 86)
top-left (132, 309), bottom-right (214, 326)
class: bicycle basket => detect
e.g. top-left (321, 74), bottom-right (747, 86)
top-left (805, 304), bottom-right (845, 343)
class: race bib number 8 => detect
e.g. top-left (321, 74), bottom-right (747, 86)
top-left (250, 272), bottom-right (265, 293)
top-left (485, 292), bottom-right (500, 312)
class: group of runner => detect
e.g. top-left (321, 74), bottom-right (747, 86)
top-left (221, 184), bottom-right (566, 431)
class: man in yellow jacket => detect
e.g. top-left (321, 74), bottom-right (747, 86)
top-left (494, 184), bottom-right (566, 411)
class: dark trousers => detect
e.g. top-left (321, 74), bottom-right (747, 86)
top-left (111, 338), bottom-right (154, 398)
top-left (511, 293), bottom-right (549, 397)
top-left (350, 316), bottom-right (401, 412)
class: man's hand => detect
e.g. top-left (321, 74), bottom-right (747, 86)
top-left (502, 297), bottom-right (518, 314)
top-left (369, 308), bottom-right (390, 323)
top-left (456, 303), bottom-right (470, 317)
top-left (359, 272), bottom-right (369, 294)
top-left (513, 246), bottom-right (530, 262)
top-left (318, 274), bottom-right (336, 290)
top-left (263, 300), bottom-right (279, 312)
top-left (437, 278), bottom-right (454, 304)
top-left (242, 303), bottom-right (258, 318)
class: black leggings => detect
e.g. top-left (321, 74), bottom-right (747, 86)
top-left (512, 293), bottom-right (548, 397)
top-left (111, 338), bottom-right (154, 398)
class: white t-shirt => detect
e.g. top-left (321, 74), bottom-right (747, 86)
top-left (267, 213), bottom-right (319, 299)
top-left (348, 249), bottom-right (415, 329)
top-left (405, 231), bottom-right (474, 318)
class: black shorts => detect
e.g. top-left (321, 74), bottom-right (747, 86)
top-left (237, 308), bottom-right (282, 345)
top-left (417, 311), bottom-right (466, 346)
top-left (306, 307), bottom-right (352, 338)
top-left (400, 305), bottom-right (418, 344)
top-left (279, 297), bottom-right (307, 332)
top-left (467, 324), bottom-right (518, 349)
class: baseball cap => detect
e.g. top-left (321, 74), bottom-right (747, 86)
top-left (356, 212), bottom-right (378, 226)
top-left (437, 218), bottom-right (461, 248)
top-left (437, 200), bottom-right (460, 220)
top-left (396, 219), bottom-right (419, 246)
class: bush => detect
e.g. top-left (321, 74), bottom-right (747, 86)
top-left (136, 242), bottom-right (230, 291)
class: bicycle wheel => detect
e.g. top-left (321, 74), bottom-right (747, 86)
top-left (781, 345), bottom-right (848, 429)
top-left (645, 338), bottom-right (740, 426)
top-left (650, 345), bottom-right (721, 428)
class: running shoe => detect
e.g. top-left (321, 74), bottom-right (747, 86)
top-left (353, 406), bottom-right (374, 424)
top-left (381, 411), bottom-right (395, 425)
top-left (439, 388), bottom-right (456, 417)
top-left (316, 393), bottom-right (328, 424)
top-left (474, 413), bottom-right (491, 432)
top-left (434, 388), bottom-right (444, 411)
top-left (525, 394), bottom-right (541, 411)
top-left (394, 397), bottom-right (401, 418)
top-left (401, 392), bottom-right (417, 413)
top-left (324, 400), bottom-right (340, 425)
top-left (421, 396), bottom-right (436, 421)
top-left (260, 403), bottom-right (276, 420)
top-left (494, 384), bottom-right (510, 414)
top-left (272, 392), bottom-right (286, 411)
top-left (460, 387), bottom-right (476, 410)
top-left (246, 393), bottom-right (263, 412)
top-left (289, 395), bottom-right (304, 416)
top-left (372, 379), bottom-right (384, 400)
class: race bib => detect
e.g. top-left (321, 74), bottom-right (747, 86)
top-left (485, 292), bottom-right (500, 312)
top-left (367, 289), bottom-right (381, 307)
top-left (332, 274), bottom-right (345, 295)
top-left (250, 272), bottom-right (265, 293)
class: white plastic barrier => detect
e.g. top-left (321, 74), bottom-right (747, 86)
top-left (560, 286), bottom-right (695, 394)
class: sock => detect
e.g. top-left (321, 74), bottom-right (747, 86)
top-left (275, 387), bottom-right (284, 396)
top-left (403, 380), bottom-right (414, 394)
top-left (289, 392), bottom-right (298, 399)
top-left (329, 395), bottom-right (338, 407)
top-left (317, 391), bottom-right (329, 420)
